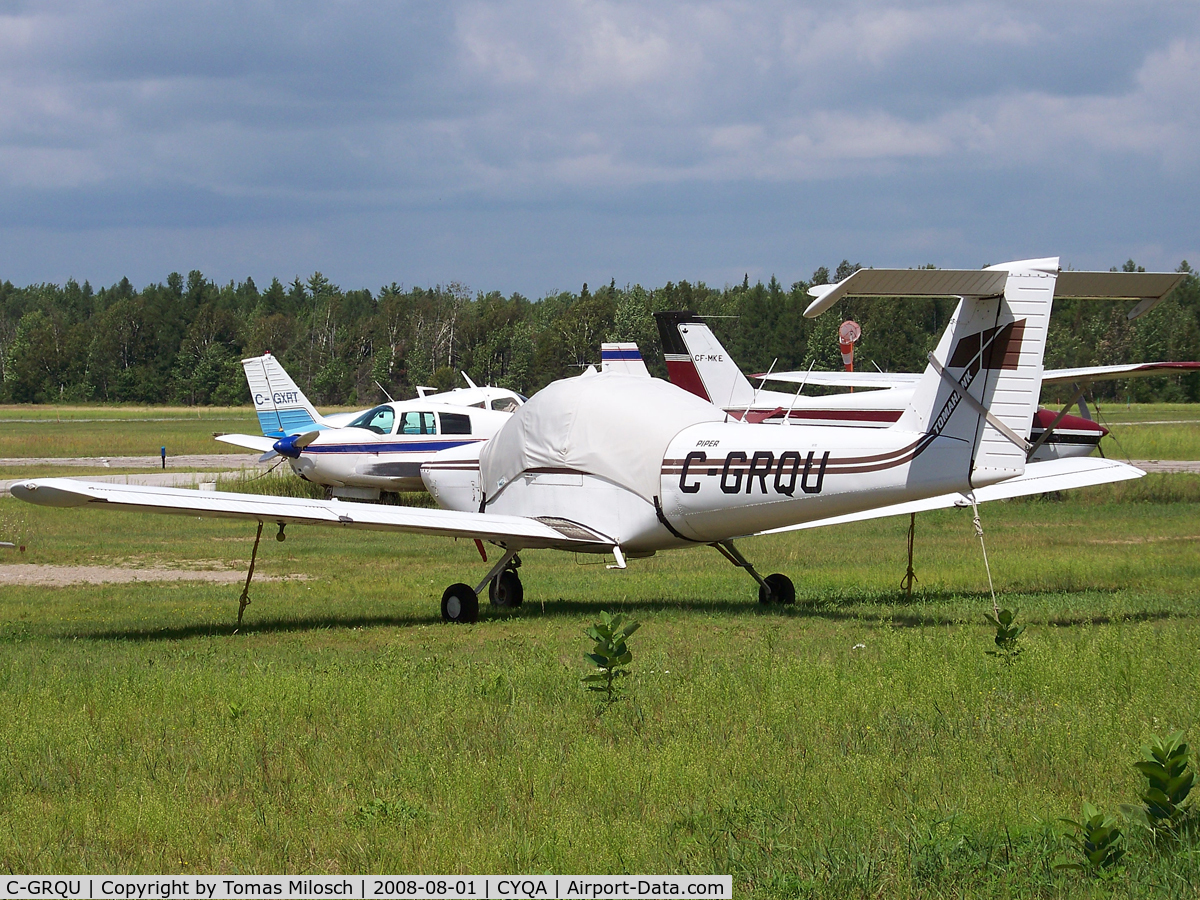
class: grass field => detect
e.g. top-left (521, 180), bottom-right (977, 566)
top-left (2, 404), bottom-right (1200, 895)
top-left (3, 476), bottom-right (1200, 894)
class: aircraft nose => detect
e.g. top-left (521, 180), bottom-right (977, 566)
top-left (273, 434), bottom-right (303, 458)
top-left (272, 430), bottom-right (320, 459)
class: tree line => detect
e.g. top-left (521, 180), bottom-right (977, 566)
top-left (1, 260), bottom-right (1197, 408)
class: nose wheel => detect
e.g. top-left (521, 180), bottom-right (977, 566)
top-left (713, 540), bottom-right (795, 606)
top-left (758, 572), bottom-right (796, 605)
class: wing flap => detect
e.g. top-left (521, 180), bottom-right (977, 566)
top-left (9, 478), bottom-right (611, 551)
top-left (754, 370), bottom-right (922, 388)
top-left (1043, 361), bottom-right (1200, 385)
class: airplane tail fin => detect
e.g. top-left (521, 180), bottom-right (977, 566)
top-left (241, 353), bottom-right (328, 437)
top-left (890, 258), bottom-right (1057, 487)
top-left (653, 311), bottom-right (756, 408)
top-left (600, 343), bottom-right (651, 377)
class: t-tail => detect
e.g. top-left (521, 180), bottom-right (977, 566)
top-left (882, 258), bottom-right (1056, 488)
top-left (242, 353), bottom-right (329, 437)
top-left (653, 311), bottom-right (756, 408)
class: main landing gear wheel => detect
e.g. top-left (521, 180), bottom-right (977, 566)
top-left (441, 583), bottom-right (479, 623)
top-left (758, 573), bottom-right (796, 605)
top-left (489, 569), bottom-right (524, 608)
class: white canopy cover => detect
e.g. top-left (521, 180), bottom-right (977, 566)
top-left (479, 370), bottom-right (726, 503)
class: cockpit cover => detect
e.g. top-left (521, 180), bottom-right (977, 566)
top-left (479, 370), bottom-right (726, 503)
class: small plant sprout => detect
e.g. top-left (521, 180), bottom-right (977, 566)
top-left (1057, 802), bottom-right (1125, 873)
top-left (582, 611), bottom-right (640, 704)
top-left (984, 607), bottom-right (1025, 665)
top-left (1121, 730), bottom-right (1194, 836)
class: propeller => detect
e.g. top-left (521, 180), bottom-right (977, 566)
top-left (272, 430), bottom-right (320, 459)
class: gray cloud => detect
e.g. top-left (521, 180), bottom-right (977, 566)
top-left (0, 0), bottom-right (1197, 292)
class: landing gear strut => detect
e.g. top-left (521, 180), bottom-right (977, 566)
top-left (489, 554), bottom-right (524, 608)
top-left (713, 540), bottom-right (794, 605)
top-left (441, 548), bottom-right (525, 623)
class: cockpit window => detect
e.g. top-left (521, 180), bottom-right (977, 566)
top-left (491, 396), bottom-right (519, 412)
top-left (439, 412), bottom-right (472, 435)
top-left (347, 405), bottom-right (395, 434)
top-left (399, 411), bottom-right (436, 435)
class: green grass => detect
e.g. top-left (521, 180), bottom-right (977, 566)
top-left (0, 405), bottom-right (262, 457)
top-left (2, 484), bottom-right (1200, 894)
top-left (1090, 403), bottom-right (1200, 461)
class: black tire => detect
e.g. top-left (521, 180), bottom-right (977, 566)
top-left (489, 569), bottom-right (524, 608)
top-left (441, 583), bottom-right (479, 623)
top-left (758, 573), bottom-right (796, 605)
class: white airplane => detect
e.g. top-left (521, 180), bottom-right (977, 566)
top-left (13, 258), bottom-right (1150, 625)
top-left (217, 352), bottom-right (528, 499)
top-left (235, 352), bottom-right (526, 440)
top-left (655, 268), bottom-right (1192, 460)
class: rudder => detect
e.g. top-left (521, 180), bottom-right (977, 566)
top-left (242, 353), bottom-right (326, 437)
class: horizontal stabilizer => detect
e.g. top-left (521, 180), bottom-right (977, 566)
top-left (215, 433), bottom-right (278, 454)
top-left (805, 269), bottom-right (1010, 317)
top-left (1055, 271), bottom-right (1188, 318)
top-left (805, 266), bottom-right (1187, 320)
top-left (9, 478), bottom-right (612, 551)
top-left (756, 457), bottom-right (1143, 535)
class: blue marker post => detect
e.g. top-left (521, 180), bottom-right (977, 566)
top-left (161, 446), bottom-right (166, 470)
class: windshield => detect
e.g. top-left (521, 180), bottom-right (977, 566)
top-left (347, 405), bottom-right (395, 434)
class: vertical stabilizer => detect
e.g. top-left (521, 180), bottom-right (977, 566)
top-left (653, 311), bottom-right (756, 408)
top-left (241, 353), bottom-right (328, 437)
top-left (895, 258), bottom-right (1057, 488)
top-left (600, 343), bottom-right (651, 377)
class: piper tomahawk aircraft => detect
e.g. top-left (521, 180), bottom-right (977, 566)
top-left (655, 268), bottom-right (1192, 460)
top-left (12, 258), bottom-right (1148, 624)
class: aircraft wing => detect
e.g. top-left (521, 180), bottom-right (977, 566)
top-left (753, 370), bottom-right (922, 389)
top-left (754, 457), bottom-right (1144, 536)
top-left (215, 433), bottom-right (279, 454)
top-left (1043, 361), bottom-right (1200, 385)
top-left (756, 362), bottom-right (1199, 390)
top-left (8, 478), bottom-right (614, 552)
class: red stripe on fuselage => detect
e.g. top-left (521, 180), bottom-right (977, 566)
top-left (727, 407), bottom-right (903, 424)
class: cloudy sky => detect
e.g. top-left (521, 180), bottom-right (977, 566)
top-left (2, 1), bottom-right (1198, 295)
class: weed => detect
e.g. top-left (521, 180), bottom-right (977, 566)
top-left (353, 797), bottom-right (427, 827)
top-left (1057, 802), bottom-right (1125, 873)
top-left (984, 607), bottom-right (1025, 665)
top-left (1122, 731), bottom-right (1195, 837)
top-left (582, 611), bottom-right (640, 704)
